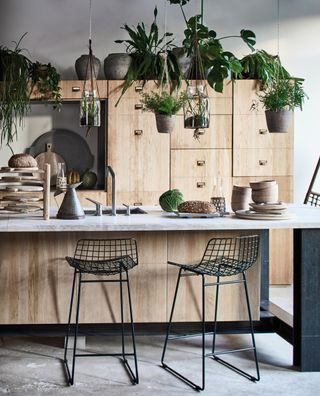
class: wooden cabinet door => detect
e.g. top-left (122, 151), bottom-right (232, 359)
top-left (233, 114), bottom-right (293, 149)
top-left (57, 80), bottom-right (108, 100)
top-left (233, 148), bottom-right (293, 177)
top-left (171, 149), bottom-right (232, 201)
top-left (108, 85), bottom-right (170, 205)
top-left (233, 80), bottom-right (264, 115)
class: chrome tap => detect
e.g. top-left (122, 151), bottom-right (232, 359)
top-left (106, 165), bottom-right (116, 216)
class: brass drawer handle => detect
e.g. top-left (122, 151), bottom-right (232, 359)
top-left (134, 202), bottom-right (142, 206)
top-left (134, 103), bottom-right (143, 110)
top-left (135, 85), bottom-right (143, 92)
top-left (196, 129), bottom-right (205, 136)
top-left (259, 160), bottom-right (268, 166)
top-left (197, 160), bottom-right (206, 166)
top-left (134, 130), bottom-right (143, 136)
top-left (72, 86), bottom-right (81, 92)
top-left (197, 182), bottom-right (206, 188)
top-left (259, 128), bottom-right (268, 134)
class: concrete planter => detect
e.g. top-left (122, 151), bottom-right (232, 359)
top-left (104, 53), bottom-right (132, 80)
top-left (75, 54), bottom-right (101, 80)
top-left (265, 109), bottom-right (292, 133)
top-left (155, 113), bottom-right (176, 134)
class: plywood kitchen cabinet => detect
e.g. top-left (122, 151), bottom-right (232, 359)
top-left (107, 81), bottom-right (170, 205)
top-left (233, 80), bottom-right (294, 284)
top-left (170, 80), bottom-right (233, 202)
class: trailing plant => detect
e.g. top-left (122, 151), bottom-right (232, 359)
top-left (259, 78), bottom-right (307, 112)
top-left (0, 33), bottom-right (32, 153)
top-left (235, 50), bottom-right (290, 86)
top-left (167, 0), bottom-right (256, 92)
top-left (140, 91), bottom-right (187, 116)
top-left (30, 61), bottom-right (62, 110)
top-left (115, 7), bottom-right (181, 104)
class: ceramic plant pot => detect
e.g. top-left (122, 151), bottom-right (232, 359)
top-left (104, 53), bottom-right (132, 80)
top-left (155, 113), bottom-right (176, 134)
top-left (75, 54), bottom-right (101, 80)
top-left (265, 109), bottom-right (292, 133)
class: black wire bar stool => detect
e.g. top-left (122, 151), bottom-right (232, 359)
top-left (161, 235), bottom-right (260, 391)
top-left (63, 238), bottom-right (139, 385)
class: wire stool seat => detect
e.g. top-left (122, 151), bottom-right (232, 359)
top-left (161, 235), bottom-right (260, 391)
top-left (63, 238), bottom-right (139, 386)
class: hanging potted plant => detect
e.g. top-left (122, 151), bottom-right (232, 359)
top-left (0, 33), bottom-right (32, 153)
top-left (140, 91), bottom-right (187, 133)
top-left (29, 61), bottom-right (62, 110)
top-left (259, 78), bottom-right (306, 133)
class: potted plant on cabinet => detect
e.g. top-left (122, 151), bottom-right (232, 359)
top-left (259, 78), bottom-right (307, 132)
top-left (114, 7), bottom-right (182, 104)
top-left (0, 33), bottom-right (32, 153)
top-left (140, 90), bottom-right (187, 133)
top-left (29, 61), bottom-right (62, 110)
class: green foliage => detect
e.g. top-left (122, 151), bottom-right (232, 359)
top-left (140, 91), bottom-right (187, 116)
top-left (0, 33), bottom-right (32, 152)
top-left (30, 62), bottom-right (62, 110)
top-left (159, 188), bottom-right (184, 212)
top-left (115, 7), bottom-right (182, 104)
top-left (235, 50), bottom-right (290, 85)
top-left (260, 79), bottom-right (307, 111)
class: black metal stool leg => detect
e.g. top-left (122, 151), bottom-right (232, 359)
top-left (120, 270), bottom-right (126, 360)
top-left (125, 270), bottom-right (139, 384)
top-left (212, 276), bottom-right (220, 354)
top-left (70, 272), bottom-right (82, 385)
top-left (243, 272), bottom-right (260, 381)
top-left (161, 269), bottom-right (206, 391)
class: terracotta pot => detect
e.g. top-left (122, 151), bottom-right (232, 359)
top-left (75, 54), bottom-right (101, 80)
top-left (104, 53), bottom-right (132, 80)
top-left (265, 109), bottom-right (292, 133)
top-left (231, 185), bottom-right (252, 212)
top-left (250, 180), bottom-right (278, 203)
top-left (155, 113), bottom-right (176, 134)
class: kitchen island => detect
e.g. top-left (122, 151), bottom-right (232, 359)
top-left (0, 204), bottom-right (319, 371)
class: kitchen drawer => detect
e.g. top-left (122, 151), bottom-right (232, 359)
top-left (233, 80), bottom-right (264, 115)
top-left (233, 148), bottom-right (293, 176)
top-left (108, 80), bottom-right (159, 100)
top-left (58, 80), bottom-right (108, 100)
top-left (233, 115), bottom-right (293, 149)
top-left (171, 149), bottom-right (232, 179)
top-left (171, 115), bottom-right (232, 149)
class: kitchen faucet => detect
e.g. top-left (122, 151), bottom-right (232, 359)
top-left (106, 165), bottom-right (116, 216)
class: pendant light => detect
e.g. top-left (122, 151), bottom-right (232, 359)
top-left (183, 0), bottom-right (210, 140)
top-left (79, 0), bottom-right (101, 135)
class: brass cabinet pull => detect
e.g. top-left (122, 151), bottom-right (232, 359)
top-left (197, 129), bottom-right (205, 135)
top-left (259, 160), bottom-right (268, 166)
top-left (197, 182), bottom-right (206, 188)
top-left (134, 130), bottom-right (143, 136)
top-left (134, 202), bottom-right (142, 206)
top-left (197, 160), bottom-right (206, 166)
top-left (135, 85), bottom-right (143, 92)
top-left (72, 86), bottom-right (81, 92)
top-left (134, 103), bottom-right (143, 110)
top-left (259, 128), bottom-right (268, 134)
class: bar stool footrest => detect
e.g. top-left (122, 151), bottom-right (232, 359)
top-left (161, 362), bottom-right (203, 391)
top-left (212, 355), bottom-right (259, 382)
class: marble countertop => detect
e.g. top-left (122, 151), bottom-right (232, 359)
top-left (0, 204), bottom-right (319, 232)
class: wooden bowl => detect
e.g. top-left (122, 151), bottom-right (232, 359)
top-left (251, 184), bottom-right (278, 203)
top-left (231, 185), bottom-right (252, 212)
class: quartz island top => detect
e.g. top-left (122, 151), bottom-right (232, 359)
top-left (0, 204), bottom-right (319, 232)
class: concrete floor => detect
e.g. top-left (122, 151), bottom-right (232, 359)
top-left (1, 333), bottom-right (320, 395)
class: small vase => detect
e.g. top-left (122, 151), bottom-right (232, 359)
top-left (155, 113), bottom-right (176, 134)
top-left (75, 54), bottom-right (101, 80)
top-left (265, 109), bottom-right (292, 133)
top-left (231, 185), bottom-right (252, 212)
top-left (104, 53), bottom-right (132, 80)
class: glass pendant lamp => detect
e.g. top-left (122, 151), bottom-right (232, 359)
top-left (79, 0), bottom-right (101, 135)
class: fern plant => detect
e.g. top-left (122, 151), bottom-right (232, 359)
top-left (140, 91), bottom-right (187, 116)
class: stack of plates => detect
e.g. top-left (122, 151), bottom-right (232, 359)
top-left (235, 202), bottom-right (294, 220)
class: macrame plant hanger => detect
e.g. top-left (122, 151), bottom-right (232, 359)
top-left (80, 0), bottom-right (101, 136)
top-left (183, 0), bottom-right (210, 140)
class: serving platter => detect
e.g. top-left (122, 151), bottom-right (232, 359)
top-left (174, 211), bottom-right (222, 218)
top-left (235, 209), bottom-right (294, 220)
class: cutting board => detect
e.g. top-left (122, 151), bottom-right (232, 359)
top-left (35, 143), bottom-right (65, 186)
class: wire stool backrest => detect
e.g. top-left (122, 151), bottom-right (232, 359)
top-left (73, 238), bottom-right (138, 264)
top-left (307, 192), bottom-right (320, 207)
top-left (199, 235), bottom-right (259, 275)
